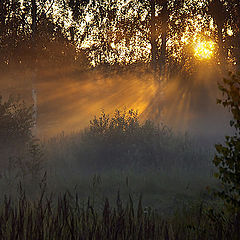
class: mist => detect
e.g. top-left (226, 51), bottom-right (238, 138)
top-left (1, 63), bottom-right (232, 144)
top-left (1, 0), bottom-right (240, 238)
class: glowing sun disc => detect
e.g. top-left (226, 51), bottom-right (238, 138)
top-left (194, 41), bottom-right (215, 60)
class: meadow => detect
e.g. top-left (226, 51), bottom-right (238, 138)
top-left (1, 0), bottom-right (240, 238)
top-left (1, 106), bottom-right (236, 239)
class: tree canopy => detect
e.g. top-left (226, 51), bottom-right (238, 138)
top-left (0, 0), bottom-right (239, 75)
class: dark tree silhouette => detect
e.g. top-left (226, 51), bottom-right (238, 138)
top-left (0, 95), bottom-right (33, 168)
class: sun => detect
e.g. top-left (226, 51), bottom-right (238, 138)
top-left (194, 40), bottom-right (215, 60)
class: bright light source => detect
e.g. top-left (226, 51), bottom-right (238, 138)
top-left (227, 28), bottom-right (233, 36)
top-left (194, 40), bottom-right (215, 60)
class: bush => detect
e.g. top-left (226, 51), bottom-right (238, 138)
top-left (0, 95), bottom-right (34, 166)
top-left (0, 95), bottom-right (33, 141)
top-left (0, 95), bottom-right (44, 179)
top-left (76, 109), bottom-right (209, 172)
top-left (213, 72), bottom-right (240, 213)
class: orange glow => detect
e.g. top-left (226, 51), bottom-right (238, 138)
top-left (194, 40), bottom-right (215, 60)
top-left (35, 70), bottom-right (158, 137)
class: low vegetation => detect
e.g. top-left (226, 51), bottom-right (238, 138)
top-left (0, 73), bottom-right (239, 239)
top-left (0, 186), bottom-right (238, 240)
top-left (213, 72), bottom-right (240, 216)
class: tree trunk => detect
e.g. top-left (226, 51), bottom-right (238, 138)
top-left (233, 3), bottom-right (240, 72)
top-left (216, 22), bottom-right (225, 67)
top-left (150, 0), bottom-right (158, 76)
top-left (0, 1), bottom-right (5, 30)
top-left (209, 0), bottom-right (227, 70)
top-left (31, 0), bottom-right (38, 135)
top-left (159, 2), bottom-right (168, 78)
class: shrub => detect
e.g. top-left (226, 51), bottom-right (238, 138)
top-left (78, 109), bottom-right (208, 172)
top-left (0, 95), bottom-right (33, 141)
top-left (0, 95), bottom-right (44, 179)
top-left (0, 95), bottom-right (34, 166)
top-left (213, 72), bottom-right (240, 213)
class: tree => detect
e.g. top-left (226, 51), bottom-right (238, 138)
top-left (0, 0), bottom-right (27, 69)
top-left (68, 0), bottom-right (185, 75)
top-left (0, 0), bottom-right (87, 70)
top-left (207, 0), bottom-right (227, 67)
top-left (0, 95), bottom-right (34, 168)
top-left (205, 0), bottom-right (240, 71)
top-left (213, 72), bottom-right (240, 214)
top-left (224, 0), bottom-right (240, 71)
top-left (0, 0), bottom-right (90, 134)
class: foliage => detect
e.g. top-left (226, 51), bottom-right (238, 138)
top-left (213, 72), bottom-right (240, 212)
top-left (0, 95), bottom-right (33, 145)
top-left (9, 139), bottom-right (45, 180)
top-left (0, 187), bottom-right (238, 240)
top-left (0, 0), bottom-right (239, 73)
top-left (57, 109), bottom-right (210, 172)
top-left (0, 0), bottom-right (240, 72)
top-left (26, 139), bottom-right (45, 178)
top-left (0, 95), bottom-right (44, 178)
top-left (0, 0), bottom-right (89, 71)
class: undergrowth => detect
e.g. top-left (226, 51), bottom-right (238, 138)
top-left (0, 186), bottom-right (238, 240)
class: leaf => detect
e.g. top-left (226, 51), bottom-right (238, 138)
top-left (214, 172), bottom-right (220, 178)
top-left (214, 73), bottom-right (240, 213)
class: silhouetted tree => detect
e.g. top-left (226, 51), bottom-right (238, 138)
top-left (214, 72), bottom-right (240, 216)
top-left (0, 0), bottom-right (88, 70)
top-left (0, 95), bottom-right (33, 168)
top-left (206, 0), bottom-right (240, 71)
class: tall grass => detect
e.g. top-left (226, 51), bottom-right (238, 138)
top-left (0, 186), bottom-right (238, 240)
top-left (36, 110), bottom-right (215, 210)
top-left (0, 109), bottom-right (226, 239)
top-left (0, 109), bottom-right (215, 215)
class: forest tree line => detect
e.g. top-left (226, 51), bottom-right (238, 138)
top-left (0, 0), bottom-right (239, 77)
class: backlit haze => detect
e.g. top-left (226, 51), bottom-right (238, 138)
top-left (2, 0), bottom-right (236, 142)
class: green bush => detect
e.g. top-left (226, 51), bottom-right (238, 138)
top-left (74, 109), bottom-right (209, 172)
top-left (213, 72), bottom-right (240, 213)
top-left (0, 95), bottom-right (33, 166)
top-left (0, 95), bottom-right (44, 179)
top-left (0, 95), bottom-right (33, 142)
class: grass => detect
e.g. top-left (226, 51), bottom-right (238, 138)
top-left (0, 186), bottom-right (238, 240)
top-left (0, 109), bottom-right (233, 239)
